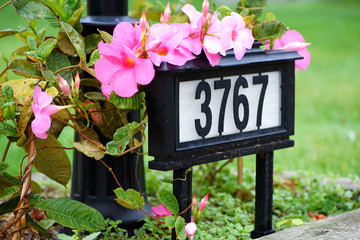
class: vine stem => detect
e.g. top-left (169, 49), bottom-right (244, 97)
top-left (0, 1), bottom-right (11, 11)
top-left (99, 159), bottom-right (122, 189)
top-left (1, 140), bottom-right (11, 162)
top-left (140, 209), bottom-right (164, 224)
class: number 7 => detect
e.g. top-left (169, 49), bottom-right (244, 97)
top-left (214, 78), bottom-right (231, 135)
top-left (253, 75), bottom-right (268, 129)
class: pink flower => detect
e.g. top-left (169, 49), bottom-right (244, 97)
top-left (74, 71), bottom-right (80, 92)
top-left (161, 2), bottom-right (171, 24)
top-left (151, 204), bottom-right (172, 217)
top-left (199, 193), bottom-right (209, 212)
top-left (220, 12), bottom-right (254, 60)
top-left (95, 22), bottom-right (154, 98)
top-left (147, 23), bottom-right (195, 66)
top-left (57, 75), bottom-right (70, 95)
top-left (185, 222), bottom-right (197, 240)
top-left (272, 30), bottom-right (311, 73)
top-left (31, 86), bottom-right (68, 139)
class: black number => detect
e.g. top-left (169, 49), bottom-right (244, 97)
top-left (214, 78), bottom-right (231, 135)
top-left (253, 75), bottom-right (268, 129)
top-left (195, 81), bottom-right (212, 138)
top-left (233, 76), bottom-right (249, 132)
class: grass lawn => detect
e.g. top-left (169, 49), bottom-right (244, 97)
top-left (1, 0), bottom-right (359, 176)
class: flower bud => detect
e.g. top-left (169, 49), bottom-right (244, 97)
top-left (202, 0), bottom-right (209, 18)
top-left (75, 71), bottom-right (80, 91)
top-left (58, 74), bottom-right (70, 95)
top-left (199, 193), bottom-right (209, 213)
top-left (164, 2), bottom-right (171, 23)
top-left (140, 10), bottom-right (147, 33)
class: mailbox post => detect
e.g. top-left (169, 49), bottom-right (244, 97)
top-left (70, 0), bottom-right (151, 232)
top-left (147, 40), bottom-right (301, 238)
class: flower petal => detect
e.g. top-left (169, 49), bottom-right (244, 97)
top-left (135, 58), bottom-right (155, 85)
top-left (281, 30), bottom-right (305, 45)
top-left (204, 47), bottom-right (221, 66)
top-left (295, 47), bottom-right (311, 71)
top-left (110, 70), bottom-right (139, 98)
top-left (31, 114), bottom-right (51, 139)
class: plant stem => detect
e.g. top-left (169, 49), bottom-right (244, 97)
top-left (1, 140), bottom-right (11, 162)
top-left (0, 1), bottom-right (11, 11)
top-left (99, 159), bottom-right (122, 189)
top-left (140, 209), bottom-right (164, 224)
top-left (53, 64), bottom-right (80, 76)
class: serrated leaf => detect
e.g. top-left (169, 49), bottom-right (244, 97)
top-left (0, 121), bottom-right (17, 137)
top-left (12, 0), bottom-right (46, 19)
top-left (253, 20), bottom-right (287, 42)
top-left (109, 91), bottom-right (145, 110)
top-left (34, 134), bottom-right (71, 186)
top-left (165, 215), bottom-right (176, 229)
top-left (84, 34), bottom-right (101, 54)
top-left (98, 30), bottom-right (112, 44)
top-left (114, 188), bottom-right (145, 210)
top-left (67, 3), bottom-right (86, 27)
top-left (0, 29), bottom-right (18, 39)
top-left (175, 216), bottom-right (186, 240)
top-left (37, 38), bottom-right (57, 60)
top-left (60, 21), bottom-right (86, 63)
top-left (46, 50), bottom-right (72, 79)
top-left (0, 196), bottom-right (20, 215)
top-left (158, 190), bottom-right (179, 215)
top-left (72, 140), bottom-right (105, 160)
top-left (8, 59), bottom-right (43, 78)
top-left (34, 198), bottom-right (105, 231)
top-left (88, 49), bottom-right (101, 67)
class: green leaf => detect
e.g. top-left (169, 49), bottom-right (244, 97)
top-left (109, 91), bottom-right (145, 110)
top-left (98, 30), bottom-right (112, 44)
top-left (12, 0), bottom-right (46, 19)
top-left (83, 232), bottom-right (101, 240)
top-left (0, 196), bottom-right (20, 215)
top-left (57, 234), bottom-right (74, 240)
top-left (60, 21), bottom-right (86, 63)
top-left (265, 11), bottom-right (276, 21)
top-left (0, 163), bottom-right (9, 175)
top-left (244, 224), bottom-right (255, 232)
top-left (34, 198), bottom-right (105, 231)
top-left (67, 3), bottom-right (86, 27)
top-left (34, 134), bottom-right (71, 187)
top-left (0, 186), bottom-right (19, 200)
top-left (105, 121), bottom-right (140, 155)
top-left (0, 29), bottom-right (18, 39)
top-left (46, 50), bottom-right (72, 79)
top-left (0, 121), bottom-right (17, 137)
top-left (25, 213), bottom-right (52, 238)
top-left (36, 38), bottom-right (57, 60)
top-left (43, 0), bottom-right (68, 22)
top-left (216, 5), bottom-right (233, 20)
top-left (8, 59), bottom-right (43, 78)
top-left (157, 190), bottom-right (179, 215)
top-left (88, 49), bottom-right (101, 67)
top-left (0, 172), bottom-right (21, 186)
top-left (252, 20), bottom-right (287, 42)
top-left (84, 91), bottom-right (107, 101)
top-left (27, 35), bottom-right (37, 51)
top-left (84, 34), bottom-right (101, 54)
top-left (165, 215), bottom-right (176, 229)
top-left (175, 216), bottom-right (186, 240)
top-left (114, 188), bottom-right (145, 210)
top-left (0, 52), bottom-right (9, 65)
top-left (237, 0), bottom-right (268, 19)
top-left (72, 140), bottom-right (105, 160)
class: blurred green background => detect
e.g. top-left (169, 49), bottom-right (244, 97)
top-left (0, 0), bottom-right (359, 177)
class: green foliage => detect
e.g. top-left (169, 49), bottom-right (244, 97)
top-left (175, 216), bottom-right (186, 240)
top-left (114, 188), bottom-right (145, 210)
top-left (34, 198), bottom-right (105, 231)
top-left (12, 0), bottom-right (46, 19)
top-left (60, 21), bottom-right (86, 63)
top-left (8, 58), bottom-right (43, 78)
top-left (102, 219), bottom-right (128, 239)
top-left (158, 189), bottom-right (179, 215)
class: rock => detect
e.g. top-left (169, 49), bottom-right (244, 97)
top-left (258, 209), bottom-right (360, 240)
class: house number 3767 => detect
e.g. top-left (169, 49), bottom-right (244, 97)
top-left (195, 75), bottom-right (268, 138)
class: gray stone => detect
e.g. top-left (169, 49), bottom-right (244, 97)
top-left (258, 209), bottom-right (360, 240)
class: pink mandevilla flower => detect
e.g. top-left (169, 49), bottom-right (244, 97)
top-left (185, 222), bottom-right (197, 240)
top-left (31, 86), bottom-right (68, 139)
top-left (95, 22), bottom-right (154, 98)
top-left (220, 12), bottom-right (254, 60)
top-left (151, 204), bottom-right (172, 217)
top-left (272, 30), bottom-right (311, 73)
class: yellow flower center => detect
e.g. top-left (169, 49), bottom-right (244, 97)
top-left (124, 57), bottom-right (135, 68)
top-left (157, 46), bottom-right (168, 56)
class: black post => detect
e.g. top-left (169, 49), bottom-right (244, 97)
top-left (71, 0), bottom-right (150, 232)
top-left (251, 152), bottom-right (275, 239)
top-left (172, 168), bottom-right (192, 240)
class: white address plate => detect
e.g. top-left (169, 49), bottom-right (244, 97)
top-left (179, 71), bottom-right (282, 143)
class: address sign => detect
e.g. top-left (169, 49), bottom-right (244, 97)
top-left (147, 46), bottom-right (301, 171)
